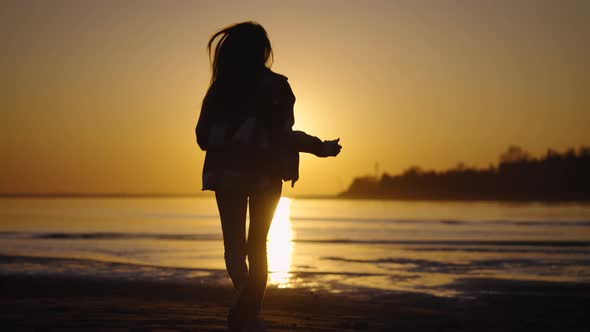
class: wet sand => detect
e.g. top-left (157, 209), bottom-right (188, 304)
top-left (1, 274), bottom-right (589, 331)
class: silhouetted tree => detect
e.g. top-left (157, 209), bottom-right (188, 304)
top-left (499, 146), bottom-right (531, 163)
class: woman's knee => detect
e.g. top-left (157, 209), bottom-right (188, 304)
top-left (246, 242), bottom-right (267, 263)
top-left (225, 248), bottom-right (246, 261)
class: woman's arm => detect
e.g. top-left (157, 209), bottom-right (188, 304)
top-left (288, 130), bottom-right (341, 157)
top-left (277, 78), bottom-right (341, 157)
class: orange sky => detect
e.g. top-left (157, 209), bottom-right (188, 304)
top-left (2, 0), bottom-right (589, 195)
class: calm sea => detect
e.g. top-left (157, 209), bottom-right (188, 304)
top-left (1, 197), bottom-right (589, 297)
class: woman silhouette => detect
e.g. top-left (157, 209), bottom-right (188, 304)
top-left (196, 21), bottom-right (341, 332)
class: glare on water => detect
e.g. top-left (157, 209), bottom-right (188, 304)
top-left (267, 197), bottom-right (293, 287)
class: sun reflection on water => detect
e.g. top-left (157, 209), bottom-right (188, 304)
top-left (267, 197), bottom-right (293, 287)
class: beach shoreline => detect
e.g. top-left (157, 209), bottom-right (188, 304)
top-left (1, 273), bottom-right (588, 331)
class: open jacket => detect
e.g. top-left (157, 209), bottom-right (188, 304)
top-left (195, 69), bottom-right (325, 192)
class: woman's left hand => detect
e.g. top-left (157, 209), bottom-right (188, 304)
top-left (320, 138), bottom-right (342, 157)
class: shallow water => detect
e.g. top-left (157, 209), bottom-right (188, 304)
top-left (1, 197), bottom-right (589, 297)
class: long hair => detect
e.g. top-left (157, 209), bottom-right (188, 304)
top-left (207, 21), bottom-right (273, 86)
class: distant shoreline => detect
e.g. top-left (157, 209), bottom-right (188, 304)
top-left (0, 192), bottom-right (335, 200)
top-left (336, 194), bottom-right (590, 204)
top-left (340, 146), bottom-right (590, 203)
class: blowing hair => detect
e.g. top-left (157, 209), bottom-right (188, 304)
top-left (207, 21), bottom-right (273, 86)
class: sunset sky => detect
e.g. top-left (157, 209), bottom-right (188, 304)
top-left (2, 0), bottom-right (589, 195)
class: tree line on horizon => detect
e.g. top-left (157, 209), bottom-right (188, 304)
top-left (339, 146), bottom-right (590, 201)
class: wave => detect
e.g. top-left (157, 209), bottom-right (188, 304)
top-left (0, 254), bottom-right (387, 278)
top-left (406, 247), bottom-right (590, 254)
top-left (296, 239), bottom-right (590, 247)
top-left (1, 231), bottom-right (589, 248)
top-left (0, 232), bottom-right (221, 241)
top-left (321, 256), bottom-right (590, 277)
top-left (291, 216), bottom-right (590, 227)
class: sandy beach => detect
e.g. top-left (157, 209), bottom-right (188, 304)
top-left (1, 273), bottom-right (589, 332)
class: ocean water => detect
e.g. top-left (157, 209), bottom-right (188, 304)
top-left (1, 197), bottom-right (589, 297)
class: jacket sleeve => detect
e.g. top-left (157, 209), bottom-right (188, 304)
top-left (289, 130), bottom-right (325, 156)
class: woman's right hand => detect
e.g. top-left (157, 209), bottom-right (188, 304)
top-left (320, 138), bottom-right (342, 157)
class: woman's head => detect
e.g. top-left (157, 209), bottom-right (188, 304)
top-left (208, 21), bottom-right (273, 85)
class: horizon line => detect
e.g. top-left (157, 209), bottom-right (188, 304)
top-left (0, 192), bottom-right (339, 199)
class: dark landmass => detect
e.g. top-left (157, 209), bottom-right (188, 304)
top-left (340, 146), bottom-right (590, 202)
top-left (1, 274), bottom-right (589, 331)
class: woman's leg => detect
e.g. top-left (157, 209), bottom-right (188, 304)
top-left (244, 183), bottom-right (282, 320)
top-left (215, 191), bottom-right (249, 290)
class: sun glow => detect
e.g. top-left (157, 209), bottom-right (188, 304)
top-left (267, 197), bottom-right (293, 287)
